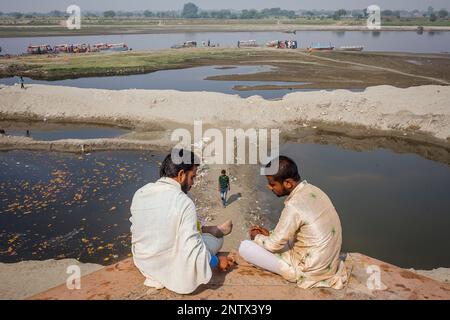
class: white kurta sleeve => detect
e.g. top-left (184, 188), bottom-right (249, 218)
top-left (254, 203), bottom-right (302, 252)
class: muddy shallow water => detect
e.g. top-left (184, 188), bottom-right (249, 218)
top-left (0, 150), bottom-right (164, 265)
top-left (0, 121), bottom-right (129, 141)
top-left (0, 65), bottom-right (361, 99)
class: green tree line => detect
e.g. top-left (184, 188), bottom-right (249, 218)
top-left (0, 2), bottom-right (448, 21)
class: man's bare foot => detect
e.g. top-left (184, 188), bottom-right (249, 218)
top-left (202, 220), bottom-right (233, 238)
top-left (218, 220), bottom-right (233, 236)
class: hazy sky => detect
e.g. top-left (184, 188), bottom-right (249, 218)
top-left (1, 0), bottom-right (449, 13)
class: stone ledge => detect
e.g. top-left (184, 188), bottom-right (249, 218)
top-left (29, 252), bottom-right (450, 300)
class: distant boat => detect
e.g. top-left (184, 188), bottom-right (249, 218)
top-left (237, 40), bottom-right (258, 48)
top-left (338, 45), bottom-right (364, 52)
top-left (26, 44), bottom-right (53, 54)
top-left (266, 40), bottom-right (279, 48)
top-left (107, 43), bottom-right (129, 52)
top-left (93, 43), bottom-right (110, 51)
top-left (53, 44), bottom-right (70, 53)
top-left (71, 44), bottom-right (89, 53)
top-left (92, 43), bottom-right (129, 52)
top-left (171, 41), bottom-right (197, 49)
top-left (283, 30), bottom-right (297, 35)
top-left (266, 40), bottom-right (298, 49)
top-left (307, 43), bottom-right (335, 52)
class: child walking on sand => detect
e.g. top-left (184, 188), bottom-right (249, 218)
top-left (218, 170), bottom-right (230, 207)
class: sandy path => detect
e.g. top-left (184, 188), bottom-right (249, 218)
top-left (191, 163), bottom-right (263, 252)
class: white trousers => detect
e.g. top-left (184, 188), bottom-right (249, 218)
top-left (238, 240), bottom-right (296, 282)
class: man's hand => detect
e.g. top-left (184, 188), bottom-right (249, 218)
top-left (249, 225), bottom-right (270, 240)
top-left (217, 255), bottom-right (235, 272)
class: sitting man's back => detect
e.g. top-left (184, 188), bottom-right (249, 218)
top-left (130, 150), bottom-right (213, 294)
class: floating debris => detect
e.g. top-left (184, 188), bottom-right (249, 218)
top-left (0, 150), bottom-right (164, 264)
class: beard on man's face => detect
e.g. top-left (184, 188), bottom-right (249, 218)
top-left (272, 187), bottom-right (289, 198)
top-left (181, 179), bottom-right (190, 194)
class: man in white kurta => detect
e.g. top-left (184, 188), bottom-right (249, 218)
top-left (130, 177), bottom-right (214, 294)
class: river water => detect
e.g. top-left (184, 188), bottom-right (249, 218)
top-left (1, 133), bottom-right (449, 268)
top-left (257, 142), bottom-right (450, 269)
top-left (1, 30), bottom-right (450, 55)
top-left (0, 65), bottom-right (359, 100)
top-left (0, 150), bottom-right (164, 265)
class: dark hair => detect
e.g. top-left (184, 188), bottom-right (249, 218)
top-left (265, 156), bottom-right (301, 183)
top-left (221, 170), bottom-right (226, 174)
top-left (160, 149), bottom-right (200, 178)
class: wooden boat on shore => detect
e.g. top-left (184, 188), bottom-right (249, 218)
top-left (338, 45), bottom-right (364, 52)
top-left (171, 41), bottom-right (197, 49)
top-left (108, 43), bottom-right (129, 52)
top-left (93, 43), bottom-right (110, 51)
top-left (53, 44), bottom-right (70, 53)
top-left (266, 40), bottom-right (298, 49)
top-left (26, 44), bottom-right (53, 54)
top-left (26, 42), bottom-right (128, 55)
top-left (71, 44), bottom-right (89, 53)
top-left (307, 43), bottom-right (335, 52)
top-left (237, 40), bottom-right (258, 48)
top-left (92, 43), bottom-right (129, 52)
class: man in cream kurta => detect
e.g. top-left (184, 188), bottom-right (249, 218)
top-left (130, 177), bottom-right (213, 294)
top-left (239, 156), bottom-right (347, 289)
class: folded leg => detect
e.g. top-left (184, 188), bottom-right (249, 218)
top-left (238, 240), bottom-right (296, 282)
top-left (203, 233), bottom-right (224, 256)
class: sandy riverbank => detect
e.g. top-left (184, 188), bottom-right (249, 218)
top-left (1, 84), bottom-right (449, 143)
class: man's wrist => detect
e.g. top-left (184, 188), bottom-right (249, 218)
top-left (210, 255), bottom-right (219, 268)
top-left (254, 234), bottom-right (266, 246)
